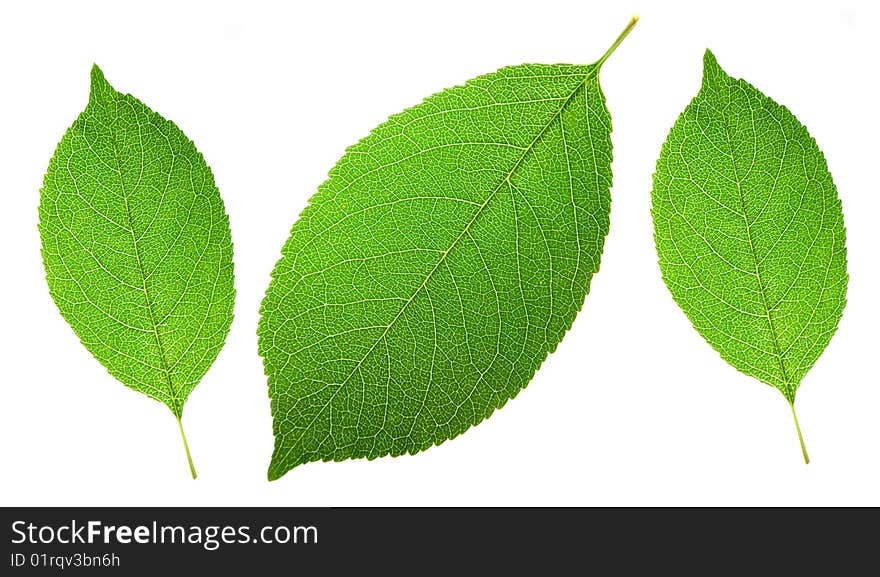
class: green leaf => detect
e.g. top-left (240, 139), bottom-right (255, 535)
top-left (39, 65), bottom-right (235, 478)
top-left (259, 18), bottom-right (638, 480)
top-left (651, 50), bottom-right (848, 462)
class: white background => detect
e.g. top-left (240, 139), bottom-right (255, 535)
top-left (1, 0), bottom-right (877, 506)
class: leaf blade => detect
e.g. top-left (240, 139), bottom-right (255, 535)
top-left (652, 50), bottom-right (847, 456)
top-left (39, 65), bottom-right (235, 475)
top-left (261, 61), bottom-right (615, 479)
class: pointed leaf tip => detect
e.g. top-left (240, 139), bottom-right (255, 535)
top-left (701, 49), bottom-right (718, 87)
top-left (88, 64), bottom-right (113, 104)
top-left (701, 49), bottom-right (734, 90)
top-left (703, 48), bottom-right (717, 65)
top-left (90, 64), bottom-right (105, 86)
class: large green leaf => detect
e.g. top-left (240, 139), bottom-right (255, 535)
top-left (652, 50), bottom-right (848, 462)
top-left (39, 66), bottom-right (235, 478)
top-left (260, 19), bottom-right (638, 480)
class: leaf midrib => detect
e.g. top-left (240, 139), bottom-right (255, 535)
top-left (718, 92), bottom-right (794, 401)
top-left (280, 69), bottom-right (599, 456)
top-left (108, 106), bottom-right (182, 416)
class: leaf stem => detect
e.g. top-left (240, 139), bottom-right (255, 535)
top-left (176, 416), bottom-right (197, 479)
top-left (789, 401), bottom-right (809, 464)
top-left (595, 15), bottom-right (639, 70)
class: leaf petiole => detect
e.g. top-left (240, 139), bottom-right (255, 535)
top-left (176, 416), bottom-right (198, 479)
top-left (595, 15), bottom-right (639, 71)
top-left (789, 401), bottom-right (809, 464)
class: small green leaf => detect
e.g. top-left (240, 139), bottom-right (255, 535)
top-left (259, 18), bottom-right (638, 480)
top-left (652, 50), bottom-right (848, 462)
top-left (39, 65), bottom-right (235, 478)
